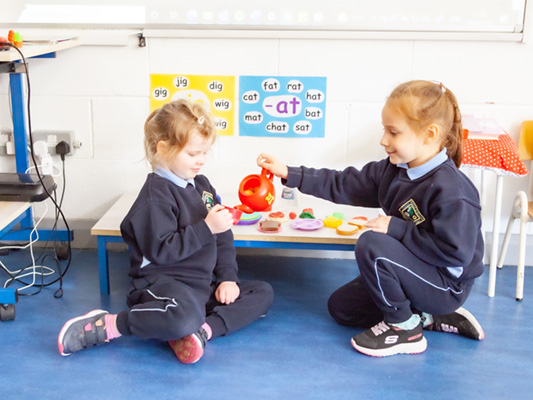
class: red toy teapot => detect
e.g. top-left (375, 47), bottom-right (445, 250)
top-left (236, 168), bottom-right (276, 213)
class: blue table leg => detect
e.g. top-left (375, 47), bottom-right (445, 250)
top-left (97, 235), bottom-right (125, 295)
top-left (97, 236), bottom-right (110, 295)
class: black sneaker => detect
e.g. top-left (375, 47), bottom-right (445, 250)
top-left (168, 328), bottom-right (208, 364)
top-left (351, 321), bottom-right (427, 357)
top-left (425, 307), bottom-right (485, 340)
top-left (58, 310), bottom-right (109, 356)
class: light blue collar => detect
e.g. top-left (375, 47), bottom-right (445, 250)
top-left (397, 148), bottom-right (448, 180)
top-left (154, 167), bottom-right (195, 188)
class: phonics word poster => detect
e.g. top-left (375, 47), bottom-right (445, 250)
top-left (239, 75), bottom-right (327, 138)
top-left (150, 74), bottom-right (236, 136)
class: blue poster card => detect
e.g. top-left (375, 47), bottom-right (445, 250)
top-left (239, 76), bottom-right (327, 138)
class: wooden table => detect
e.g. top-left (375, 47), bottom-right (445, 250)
top-left (91, 192), bottom-right (372, 294)
top-left (0, 201), bottom-right (31, 235)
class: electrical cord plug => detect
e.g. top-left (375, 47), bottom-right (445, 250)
top-left (56, 141), bottom-right (71, 161)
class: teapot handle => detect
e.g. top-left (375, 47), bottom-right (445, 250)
top-left (261, 168), bottom-right (274, 181)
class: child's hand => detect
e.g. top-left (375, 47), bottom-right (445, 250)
top-left (366, 215), bottom-right (391, 234)
top-left (256, 153), bottom-right (289, 179)
top-left (216, 281), bottom-right (240, 305)
top-left (205, 204), bottom-right (234, 234)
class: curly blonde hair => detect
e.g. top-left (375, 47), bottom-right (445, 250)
top-left (144, 99), bottom-right (216, 166)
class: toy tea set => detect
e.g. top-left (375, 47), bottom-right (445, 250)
top-left (224, 168), bottom-right (369, 235)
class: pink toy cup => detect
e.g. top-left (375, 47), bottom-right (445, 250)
top-left (223, 206), bottom-right (243, 225)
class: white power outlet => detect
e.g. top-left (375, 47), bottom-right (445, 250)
top-left (31, 130), bottom-right (77, 156)
top-left (0, 129), bottom-right (80, 157)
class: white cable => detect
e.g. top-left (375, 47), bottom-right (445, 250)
top-left (0, 202), bottom-right (50, 291)
top-left (2, 266), bottom-right (55, 288)
top-left (25, 163), bottom-right (62, 178)
top-left (0, 261), bottom-right (55, 278)
top-left (0, 202), bottom-right (47, 252)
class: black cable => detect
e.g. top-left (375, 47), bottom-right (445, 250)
top-left (0, 42), bottom-right (72, 297)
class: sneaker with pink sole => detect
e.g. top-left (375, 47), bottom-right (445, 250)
top-left (169, 327), bottom-right (208, 364)
top-left (351, 321), bottom-right (427, 357)
top-left (425, 307), bottom-right (485, 340)
top-left (58, 309), bottom-right (110, 356)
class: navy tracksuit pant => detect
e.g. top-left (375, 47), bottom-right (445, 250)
top-left (116, 274), bottom-right (273, 341)
top-left (328, 231), bottom-right (472, 327)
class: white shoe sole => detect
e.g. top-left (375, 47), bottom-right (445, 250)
top-left (351, 336), bottom-right (428, 357)
top-left (58, 309), bottom-right (108, 356)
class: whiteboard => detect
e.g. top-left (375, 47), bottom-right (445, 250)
top-left (0, 0), bottom-right (526, 34)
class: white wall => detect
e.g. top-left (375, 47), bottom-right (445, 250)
top-left (1, 11), bottom-right (533, 264)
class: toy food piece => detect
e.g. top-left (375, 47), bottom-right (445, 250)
top-left (323, 216), bottom-right (343, 228)
top-left (290, 218), bottom-right (324, 231)
top-left (237, 211), bottom-right (262, 225)
top-left (259, 220), bottom-right (281, 233)
top-left (267, 211), bottom-right (288, 223)
top-left (289, 212), bottom-right (297, 219)
top-left (336, 223), bottom-right (359, 236)
top-left (13, 32), bottom-right (22, 48)
top-left (299, 208), bottom-right (315, 219)
top-left (348, 216), bottom-right (368, 228)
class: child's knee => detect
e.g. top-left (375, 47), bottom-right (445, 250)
top-left (355, 231), bottom-right (393, 269)
top-left (356, 231), bottom-right (380, 269)
top-left (327, 290), bottom-right (346, 324)
top-left (255, 281), bottom-right (274, 309)
top-left (239, 280), bottom-right (274, 311)
top-left (166, 311), bottom-right (205, 340)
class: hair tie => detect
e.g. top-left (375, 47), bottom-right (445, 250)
top-left (197, 116), bottom-right (205, 125)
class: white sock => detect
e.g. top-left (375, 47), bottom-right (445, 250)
top-left (390, 314), bottom-right (421, 331)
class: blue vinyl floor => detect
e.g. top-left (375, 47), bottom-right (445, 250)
top-left (0, 249), bottom-right (532, 399)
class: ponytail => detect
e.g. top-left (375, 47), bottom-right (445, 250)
top-left (443, 89), bottom-right (463, 167)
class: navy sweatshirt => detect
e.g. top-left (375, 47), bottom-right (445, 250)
top-left (120, 173), bottom-right (239, 291)
top-left (284, 157), bottom-right (484, 284)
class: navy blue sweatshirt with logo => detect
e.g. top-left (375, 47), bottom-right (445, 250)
top-left (284, 157), bottom-right (484, 284)
top-left (120, 173), bottom-right (239, 293)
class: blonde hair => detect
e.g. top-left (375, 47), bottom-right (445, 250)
top-left (386, 80), bottom-right (463, 167)
top-left (144, 99), bottom-right (216, 166)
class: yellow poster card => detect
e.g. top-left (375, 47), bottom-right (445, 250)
top-left (150, 74), bottom-right (235, 136)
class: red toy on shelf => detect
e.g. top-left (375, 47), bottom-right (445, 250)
top-left (0, 36), bottom-right (10, 51)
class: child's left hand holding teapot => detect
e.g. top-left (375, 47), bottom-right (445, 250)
top-left (256, 153), bottom-right (288, 180)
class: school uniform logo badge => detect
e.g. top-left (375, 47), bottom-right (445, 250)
top-left (202, 191), bottom-right (215, 211)
top-left (399, 199), bottom-right (425, 225)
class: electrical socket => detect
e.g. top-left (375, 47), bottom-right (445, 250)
top-left (0, 131), bottom-right (9, 156)
top-left (32, 130), bottom-right (77, 156)
top-left (0, 129), bottom-right (80, 157)
top-left (0, 130), bottom-right (10, 155)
